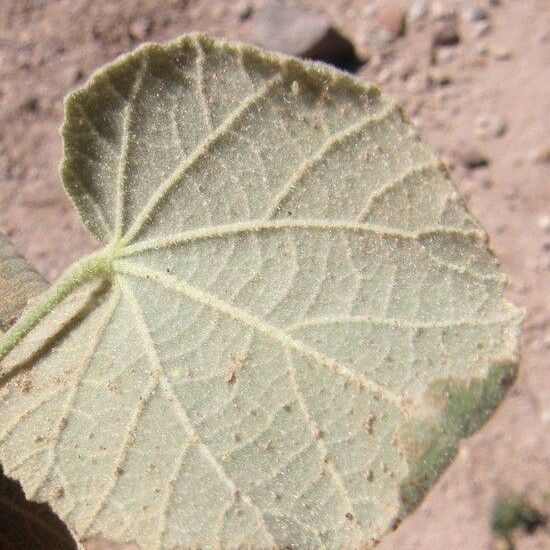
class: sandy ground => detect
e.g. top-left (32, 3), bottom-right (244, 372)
top-left (0, 0), bottom-right (548, 548)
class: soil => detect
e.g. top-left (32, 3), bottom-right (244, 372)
top-left (0, 0), bottom-right (548, 548)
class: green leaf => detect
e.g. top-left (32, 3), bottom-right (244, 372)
top-left (0, 33), bottom-right (521, 548)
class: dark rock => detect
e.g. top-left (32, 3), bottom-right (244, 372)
top-left (428, 69), bottom-right (452, 86)
top-left (459, 146), bottom-right (489, 169)
top-left (251, 0), bottom-right (362, 72)
top-left (462, 7), bottom-right (490, 22)
top-left (19, 95), bottom-right (39, 112)
top-left (432, 21), bottom-right (461, 47)
top-left (236, 0), bottom-right (253, 21)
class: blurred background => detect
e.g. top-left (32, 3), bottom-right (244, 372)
top-left (0, 0), bottom-right (548, 548)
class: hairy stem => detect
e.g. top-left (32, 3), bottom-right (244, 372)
top-left (0, 247), bottom-right (116, 363)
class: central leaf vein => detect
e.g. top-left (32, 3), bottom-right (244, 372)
top-left (115, 262), bottom-right (407, 411)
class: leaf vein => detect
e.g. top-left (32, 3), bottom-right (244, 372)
top-left (114, 56), bottom-right (148, 238)
top-left (265, 102), bottom-right (399, 219)
top-left (27, 288), bottom-right (120, 501)
top-left (122, 281), bottom-right (277, 546)
top-left (120, 219), bottom-right (484, 257)
top-left (121, 74), bottom-right (283, 245)
top-left (116, 262), bottom-right (407, 411)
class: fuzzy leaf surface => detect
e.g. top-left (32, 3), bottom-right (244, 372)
top-left (0, 34), bottom-right (521, 549)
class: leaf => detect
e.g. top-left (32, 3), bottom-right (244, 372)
top-left (0, 33), bottom-right (521, 548)
top-left (0, 234), bottom-right (76, 550)
top-left (0, 235), bottom-right (48, 332)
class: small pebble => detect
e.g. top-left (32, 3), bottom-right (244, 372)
top-left (436, 46), bottom-right (456, 64)
top-left (462, 7), bottom-right (489, 22)
top-left (430, 2), bottom-right (456, 21)
top-left (537, 215), bottom-right (550, 232)
top-left (236, 0), bottom-right (253, 20)
top-left (491, 45), bottom-right (512, 60)
top-left (363, 4), bottom-right (378, 18)
top-left (473, 20), bottom-right (491, 38)
top-left (474, 43), bottom-right (489, 56)
top-left (367, 28), bottom-right (395, 48)
top-left (480, 176), bottom-right (493, 189)
top-left (459, 146), bottom-right (489, 169)
top-left (474, 114), bottom-right (508, 139)
top-left (428, 69), bottom-right (452, 86)
top-left (432, 21), bottom-right (461, 47)
top-left (19, 96), bottom-right (39, 112)
top-left (251, 2), bottom-right (359, 70)
top-left (128, 17), bottom-right (152, 41)
top-left (529, 145), bottom-right (550, 164)
top-left (378, 7), bottom-right (407, 39)
top-left (407, 0), bottom-right (430, 24)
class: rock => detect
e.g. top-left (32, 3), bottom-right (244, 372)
top-left (251, 1), bottom-right (361, 71)
top-left (366, 28), bottom-right (395, 48)
top-left (537, 215), bottom-right (550, 233)
top-left (529, 145), bottom-right (550, 164)
top-left (432, 21), bottom-right (461, 47)
top-left (18, 96), bottom-right (39, 112)
top-left (473, 21), bottom-right (491, 38)
top-left (428, 68), bottom-right (452, 87)
top-left (491, 45), bottom-right (512, 60)
top-left (474, 43), bottom-right (489, 57)
top-left (430, 2), bottom-right (456, 21)
top-left (474, 114), bottom-right (508, 139)
top-left (378, 7), bottom-right (406, 39)
top-left (459, 146), bottom-right (489, 169)
top-left (407, 0), bottom-right (430, 24)
top-left (435, 46), bottom-right (456, 64)
top-left (128, 17), bottom-right (152, 41)
top-left (362, 5), bottom-right (378, 18)
top-left (236, 0), bottom-right (253, 21)
top-left (479, 176), bottom-right (493, 189)
top-left (462, 7), bottom-right (489, 22)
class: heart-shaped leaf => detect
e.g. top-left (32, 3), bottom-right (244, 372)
top-left (0, 34), bottom-right (521, 548)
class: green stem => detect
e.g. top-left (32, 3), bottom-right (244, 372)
top-left (0, 246), bottom-right (116, 362)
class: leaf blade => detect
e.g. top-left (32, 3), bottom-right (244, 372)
top-left (0, 33), bottom-right (522, 549)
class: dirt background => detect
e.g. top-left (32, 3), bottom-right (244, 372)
top-left (0, 0), bottom-right (548, 548)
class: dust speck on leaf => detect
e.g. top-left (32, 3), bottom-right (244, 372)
top-left (364, 412), bottom-right (376, 434)
top-left (16, 376), bottom-right (32, 393)
top-left (225, 354), bottom-right (245, 384)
